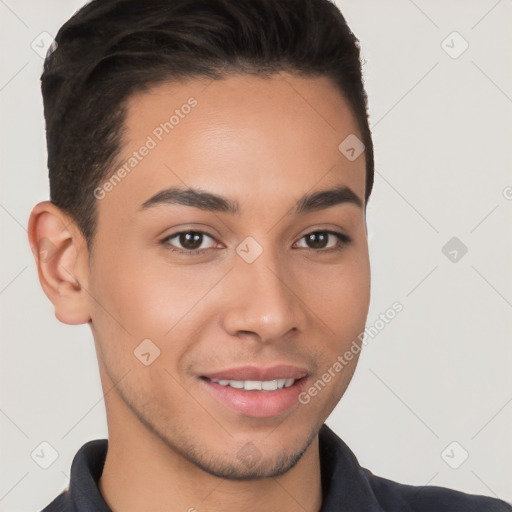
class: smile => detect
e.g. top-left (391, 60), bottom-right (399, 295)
top-left (209, 378), bottom-right (296, 391)
top-left (200, 366), bottom-right (308, 418)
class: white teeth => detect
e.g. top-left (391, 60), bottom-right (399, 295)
top-left (211, 378), bottom-right (296, 391)
top-left (245, 380), bottom-right (262, 390)
top-left (262, 380), bottom-right (278, 391)
top-left (284, 378), bottom-right (295, 388)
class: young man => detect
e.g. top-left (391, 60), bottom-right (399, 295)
top-left (28, 0), bottom-right (511, 510)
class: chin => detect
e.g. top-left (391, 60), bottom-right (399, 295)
top-left (193, 442), bottom-right (312, 481)
top-left (167, 426), bottom-right (319, 481)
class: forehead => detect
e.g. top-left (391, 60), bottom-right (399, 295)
top-left (98, 73), bottom-right (365, 220)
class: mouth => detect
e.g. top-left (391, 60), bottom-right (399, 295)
top-left (208, 378), bottom-right (297, 391)
top-left (200, 365), bottom-right (308, 418)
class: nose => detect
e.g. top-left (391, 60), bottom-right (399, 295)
top-left (220, 248), bottom-right (308, 344)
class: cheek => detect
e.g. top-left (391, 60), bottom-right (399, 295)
top-left (331, 266), bottom-right (370, 332)
top-left (296, 257), bottom-right (369, 417)
top-left (300, 251), bottom-right (370, 339)
top-left (128, 259), bottom-right (232, 337)
top-left (90, 241), bottom-right (223, 336)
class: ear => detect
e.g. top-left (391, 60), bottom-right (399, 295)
top-left (28, 201), bottom-right (91, 325)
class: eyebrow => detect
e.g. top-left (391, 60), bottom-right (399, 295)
top-left (140, 184), bottom-right (363, 215)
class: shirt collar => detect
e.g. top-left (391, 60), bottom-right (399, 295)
top-left (67, 438), bottom-right (111, 512)
top-left (318, 424), bottom-right (385, 511)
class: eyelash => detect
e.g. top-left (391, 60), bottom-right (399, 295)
top-left (160, 230), bottom-right (352, 256)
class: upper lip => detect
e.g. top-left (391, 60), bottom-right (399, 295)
top-left (202, 365), bottom-right (308, 381)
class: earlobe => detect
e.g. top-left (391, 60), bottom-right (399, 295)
top-left (28, 201), bottom-right (91, 325)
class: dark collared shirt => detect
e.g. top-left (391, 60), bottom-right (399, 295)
top-left (41, 425), bottom-right (511, 511)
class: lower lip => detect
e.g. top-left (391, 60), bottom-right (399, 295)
top-left (201, 378), bottom-right (307, 418)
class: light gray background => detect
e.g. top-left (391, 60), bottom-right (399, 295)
top-left (1, 1), bottom-right (511, 510)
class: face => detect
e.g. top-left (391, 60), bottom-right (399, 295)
top-left (86, 73), bottom-right (370, 479)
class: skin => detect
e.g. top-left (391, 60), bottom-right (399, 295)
top-left (29, 72), bottom-right (371, 512)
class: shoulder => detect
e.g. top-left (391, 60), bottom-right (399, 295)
top-left (318, 425), bottom-right (511, 512)
top-left (40, 490), bottom-right (73, 512)
top-left (363, 468), bottom-right (512, 512)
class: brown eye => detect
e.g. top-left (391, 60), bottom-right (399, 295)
top-left (162, 231), bottom-right (217, 253)
top-left (178, 232), bottom-right (204, 250)
top-left (304, 232), bottom-right (330, 249)
top-left (295, 230), bottom-right (351, 251)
